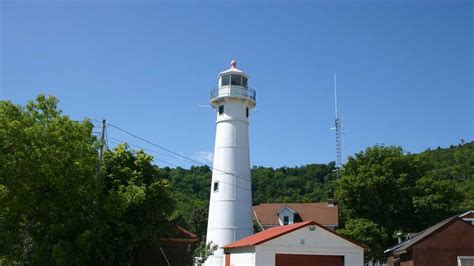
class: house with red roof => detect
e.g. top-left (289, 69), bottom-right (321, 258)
top-left (223, 221), bottom-right (365, 266)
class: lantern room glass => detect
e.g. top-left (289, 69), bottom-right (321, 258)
top-left (231, 75), bottom-right (241, 86)
top-left (220, 74), bottom-right (248, 88)
top-left (221, 75), bottom-right (230, 86)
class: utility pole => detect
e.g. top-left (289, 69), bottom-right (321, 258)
top-left (97, 119), bottom-right (106, 176)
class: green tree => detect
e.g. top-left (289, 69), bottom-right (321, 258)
top-left (187, 205), bottom-right (209, 240)
top-left (336, 145), bottom-right (426, 234)
top-left (0, 95), bottom-right (99, 264)
top-left (413, 175), bottom-right (464, 225)
top-left (335, 144), bottom-right (470, 261)
top-left (193, 240), bottom-right (218, 265)
top-left (458, 178), bottom-right (474, 210)
top-left (94, 144), bottom-right (176, 265)
top-left (337, 218), bottom-right (388, 262)
top-left (0, 96), bottom-right (176, 265)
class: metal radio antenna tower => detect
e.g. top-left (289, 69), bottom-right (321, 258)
top-left (332, 72), bottom-right (343, 178)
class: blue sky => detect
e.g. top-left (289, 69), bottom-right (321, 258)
top-left (1, 0), bottom-right (472, 168)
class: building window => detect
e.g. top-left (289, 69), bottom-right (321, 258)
top-left (213, 181), bottom-right (219, 192)
top-left (458, 256), bottom-right (474, 266)
top-left (231, 74), bottom-right (242, 86)
top-left (218, 105), bottom-right (224, 115)
top-left (221, 75), bottom-right (230, 86)
top-left (246, 107), bottom-right (249, 118)
top-left (283, 216), bottom-right (289, 225)
top-left (242, 76), bottom-right (248, 87)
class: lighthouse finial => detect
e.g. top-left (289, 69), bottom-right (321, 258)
top-left (231, 59), bottom-right (237, 68)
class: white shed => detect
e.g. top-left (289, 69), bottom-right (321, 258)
top-left (222, 221), bottom-right (365, 266)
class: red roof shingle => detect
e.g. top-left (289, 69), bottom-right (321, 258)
top-left (223, 221), bottom-right (315, 249)
top-left (223, 221), bottom-right (366, 250)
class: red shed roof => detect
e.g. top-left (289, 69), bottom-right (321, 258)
top-left (223, 221), bottom-right (366, 250)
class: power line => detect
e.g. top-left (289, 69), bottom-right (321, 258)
top-left (107, 122), bottom-right (252, 182)
top-left (107, 138), bottom-right (252, 192)
top-left (108, 123), bottom-right (207, 165)
top-left (108, 139), bottom-right (184, 168)
top-left (108, 136), bottom-right (180, 161)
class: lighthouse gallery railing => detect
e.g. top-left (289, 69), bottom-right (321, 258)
top-left (210, 86), bottom-right (256, 102)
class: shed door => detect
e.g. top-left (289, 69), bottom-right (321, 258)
top-left (276, 254), bottom-right (344, 266)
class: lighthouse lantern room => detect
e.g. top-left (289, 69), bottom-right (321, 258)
top-left (205, 60), bottom-right (256, 266)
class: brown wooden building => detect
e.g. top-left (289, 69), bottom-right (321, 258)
top-left (385, 215), bottom-right (474, 266)
top-left (133, 223), bottom-right (198, 266)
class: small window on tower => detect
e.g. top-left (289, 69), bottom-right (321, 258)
top-left (231, 75), bottom-right (242, 86)
top-left (242, 76), bottom-right (248, 87)
top-left (218, 105), bottom-right (224, 115)
top-left (213, 181), bottom-right (219, 192)
top-left (221, 75), bottom-right (230, 86)
top-left (246, 107), bottom-right (249, 118)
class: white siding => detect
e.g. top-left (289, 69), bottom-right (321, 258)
top-left (255, 225), bottom-right (363, 266)
top-left (227, 247), bottom-right (256, 266)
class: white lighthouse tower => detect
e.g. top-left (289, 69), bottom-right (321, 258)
top-left (205, 60), bottom-right (256, 266)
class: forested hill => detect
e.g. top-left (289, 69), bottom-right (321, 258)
top-left (416, 141), bottom-right (474, 180)
top-left (163, 142), bottom-right (474, 239)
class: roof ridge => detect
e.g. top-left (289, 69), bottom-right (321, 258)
top-left (223, 221), bottom-right (316, 249)
top-left (384, 215), bottom-right (460, 255)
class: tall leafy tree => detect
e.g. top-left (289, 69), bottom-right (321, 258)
top-left (335, 144), bottom-right (468, 262)
top-left (0, 96), bottom-right (176, 265)
top-left (93, 144), bottom-right (176, 265)
top-left (336, 145), bottom-right (427, 234)
top-left (0, 95), bottom-right (99, 264)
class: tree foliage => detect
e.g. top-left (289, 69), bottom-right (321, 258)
top-left (412, 175), bottom-right (464, 225)
top-left (92, 144), bottom-right (176, 265)
top-left (193, 240), bottom-right (218, 264)
top-left (335, 144), bottom-right (472, 262)
top-left (0, 96), bottom-right (98, 264)
top-left (337, 218), bottom-right (388, 262)
top-left (252, 163), bottom-right (337, 204)
top-left (336, 145), bottom-right (427, 233)
top-left (0, 96), bottom-right (175, 265)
